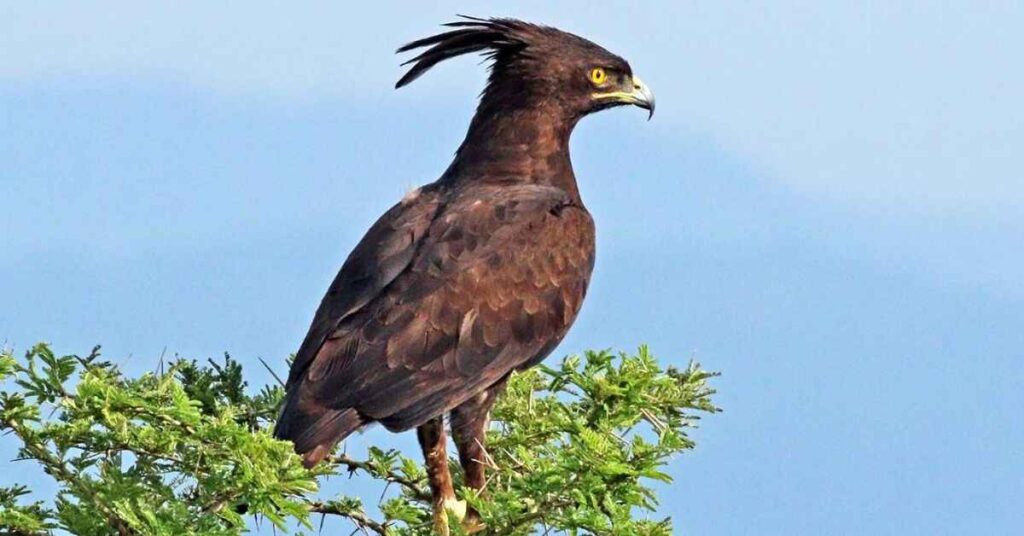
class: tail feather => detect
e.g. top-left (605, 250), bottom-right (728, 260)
top-left (274, 394), bottom-right (364, 468)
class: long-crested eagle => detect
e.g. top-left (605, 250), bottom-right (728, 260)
top-left (274, 17), bottom-right (654, 533)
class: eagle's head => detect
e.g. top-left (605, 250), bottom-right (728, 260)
top-left (396, 17), bottom-right (655, 121)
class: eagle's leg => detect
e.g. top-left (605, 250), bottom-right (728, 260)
top-left (450, 378), bottom-right (508, 532)
top-left (417, 416), bottom-right (464, 535)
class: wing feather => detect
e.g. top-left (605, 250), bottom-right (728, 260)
top-left (277, 182), bottom-right (595, 452)
top-left (285, 186), bottom-right (444, 387)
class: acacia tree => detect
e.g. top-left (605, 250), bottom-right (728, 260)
top-left (0, 343), bottom-right (717, 535)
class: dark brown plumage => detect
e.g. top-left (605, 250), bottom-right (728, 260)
top-left (273, 16), bottom-right (654, 532)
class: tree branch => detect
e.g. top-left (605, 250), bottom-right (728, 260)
top-left (308, 501), bottom-right (389, 535)
top-left (328, 453), bottom-right (432, 502)
top-left (2, 419), bottom-right (136, 535)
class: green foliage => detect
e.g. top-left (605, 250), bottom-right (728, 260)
top-left (0, 344), bottom-right (717, 535)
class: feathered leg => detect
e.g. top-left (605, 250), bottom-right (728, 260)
top-left (417, 416), bottom-right (464, 535)
top-left (450, 378), bottom-right (508, 533)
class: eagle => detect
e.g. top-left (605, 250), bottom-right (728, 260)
top-left (274, 17), bottom-right (654, 533)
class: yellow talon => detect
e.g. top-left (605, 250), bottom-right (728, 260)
top-left (445, 498), bottom-right (468, 521)
top-left (433, 498), bottom-right (468, 535)
top-left (462, 514), bottom-right (487, 534)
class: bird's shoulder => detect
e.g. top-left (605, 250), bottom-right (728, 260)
top-left (406, 181), bottom-right (593, 276)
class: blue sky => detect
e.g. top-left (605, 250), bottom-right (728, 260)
top-left (2, 2), bottom-right (1022, 534)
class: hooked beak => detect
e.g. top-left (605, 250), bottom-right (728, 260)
top-left (631, 76), bottom-right (656, 120)
top-left (593, 75), bottom-right (656, 120)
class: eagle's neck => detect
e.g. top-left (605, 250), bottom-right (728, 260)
top-left (445, 103), bottom-right (580, 200)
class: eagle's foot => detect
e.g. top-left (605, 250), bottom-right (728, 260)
top-left (461, 511), bottom-right (486, 534)
top-left (432, 497), bottom-right (467, 535)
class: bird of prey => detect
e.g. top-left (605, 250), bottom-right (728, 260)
top-left (274, 16), bottom-right (654, 533)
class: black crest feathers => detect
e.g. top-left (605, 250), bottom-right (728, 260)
top-left (395, 16), bottom-right (534, 89)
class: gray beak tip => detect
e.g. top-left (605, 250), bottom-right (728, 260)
top-left (631, 75), bottom-right (655, 121)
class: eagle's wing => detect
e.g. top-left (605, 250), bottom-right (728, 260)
top-left (277, 182), bottom-right (595, 462)
top-left (285, 186), bottom-right (445, 388)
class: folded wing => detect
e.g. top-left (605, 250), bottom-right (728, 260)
top-left (274, 183), bottom-right (595, 466)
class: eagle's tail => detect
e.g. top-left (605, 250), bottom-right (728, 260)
top-left (273, 394), bottom-right (364, 468)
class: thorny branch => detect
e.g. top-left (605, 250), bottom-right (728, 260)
top-left (329, 453), bottom-right (432, 502)
top-left (308, 501), bottom-right (389, 535)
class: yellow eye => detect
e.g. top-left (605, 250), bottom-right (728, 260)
top-left (589, 67), bottom-right (607, 85)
